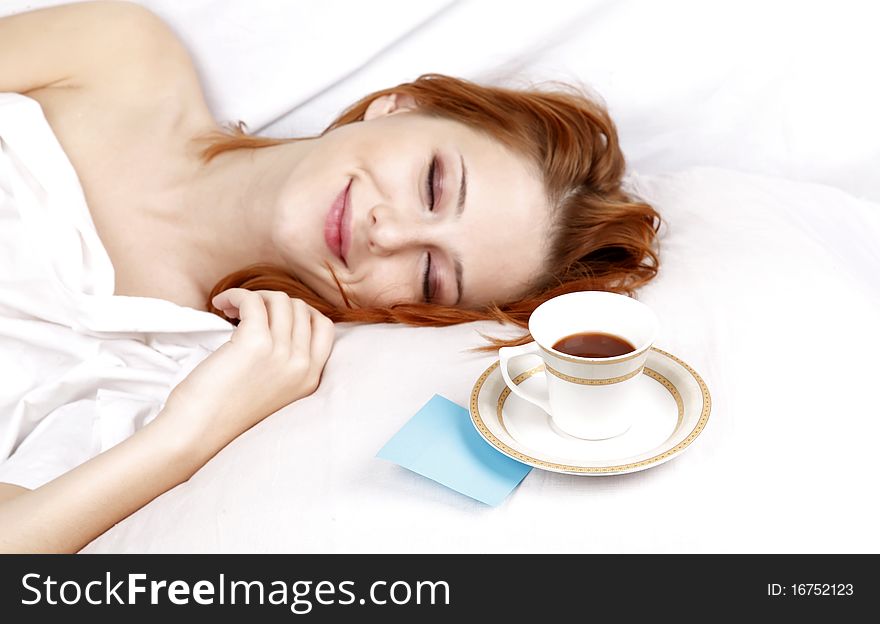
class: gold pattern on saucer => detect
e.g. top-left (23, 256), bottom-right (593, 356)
top-left (497, 366), bottom-right (684, 432)
top-left (545, 363), bottom-right (643, 385)
top-left (643, 368), bottom-right (685, 431)
top-left (469, 346), bottom-right (711, 474)
top-left (539, 344), bottom-right (649, 366)
top-left (496, 365), bottom-right (545, 438)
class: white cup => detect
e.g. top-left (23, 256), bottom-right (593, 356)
top-left (498, 291), bottom-right (659, 440)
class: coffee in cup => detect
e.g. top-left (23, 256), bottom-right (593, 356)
top-left (498, 291), bottom-right (659, 440)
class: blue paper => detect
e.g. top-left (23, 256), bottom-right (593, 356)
top-left (377, 394), bottom-right (532, 506)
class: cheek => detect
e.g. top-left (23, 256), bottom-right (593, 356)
top-left (270, 209), bottom-right (300, 264)
top-left (320, 124), bottom-right (374, 170)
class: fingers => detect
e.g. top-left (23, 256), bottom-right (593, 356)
top-left (214, 289), bottom-right (295, 346)
top-left (263, 291), bottom-right (294, 346)
top-left (212, 290), bottom-right (335, 373)
top-left (309, 308), bottom-right (336, 370)
top-left (290, 298), bottom-right (312, 364)
top-left (212, 288), bottom-right (267, 343)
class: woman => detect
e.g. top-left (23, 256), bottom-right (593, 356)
top-left (0, 1), bottom-right (659, 552)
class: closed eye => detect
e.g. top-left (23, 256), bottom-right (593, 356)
top-left (422, 154), bottom-right (443, 302)
top-left (426, 156), bottom-right (438, 211)
top-left (422, 253), bottom-right (433, 303)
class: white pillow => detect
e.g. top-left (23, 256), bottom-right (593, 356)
top-left (259, 0), bottom-right (880, 202)
top-left (8, 1), bottom-right (877, 200)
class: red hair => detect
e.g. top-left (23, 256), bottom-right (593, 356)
top-left (194, 74), bottom-right (661, 352)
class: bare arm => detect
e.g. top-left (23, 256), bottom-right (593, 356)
top-left (0, 0), bottom-right (202, 96)
top-left (0, 290), bottom-right (335, 553)
top-left (0, 406), bottom-right (219, 553)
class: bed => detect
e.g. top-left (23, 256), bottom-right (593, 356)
top-left (3, 0), bottom-right (878, 553)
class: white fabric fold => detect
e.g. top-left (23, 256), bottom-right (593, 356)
top-left (0, 92), bottom-right (233, 489)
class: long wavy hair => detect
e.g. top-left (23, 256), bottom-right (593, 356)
top-left (194, 73), bottom-right (661, 352)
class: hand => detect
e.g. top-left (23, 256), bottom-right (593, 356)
top-left (161, 289), bottom-right (335, 449)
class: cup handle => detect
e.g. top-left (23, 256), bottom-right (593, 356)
top-left (498, 342), bottom-right (552, 416)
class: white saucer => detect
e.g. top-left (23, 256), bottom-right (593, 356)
top-left (469, 347), bottom-right (711, 476)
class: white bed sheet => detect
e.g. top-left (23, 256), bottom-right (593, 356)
top-left (1, 1), bottom-right (878, 552)
top-left (0, 93), bottom-right (234, 490)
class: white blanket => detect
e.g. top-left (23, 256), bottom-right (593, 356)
top-left (1, 1), bottom-right (879, 553)
top-left (0, 93), bottom-right (233, 489)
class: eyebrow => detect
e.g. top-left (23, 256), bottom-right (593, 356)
top-left (451, 153), bottom-right (467, 306)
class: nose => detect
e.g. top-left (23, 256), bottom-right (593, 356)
top-left (366, 203), bottom-right (435, 256)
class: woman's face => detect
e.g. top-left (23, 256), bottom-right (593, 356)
top-left (270, 93), bottom-right (552, 309)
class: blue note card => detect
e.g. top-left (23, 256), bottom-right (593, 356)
top-left (377, 394), bottom-right (532, 506)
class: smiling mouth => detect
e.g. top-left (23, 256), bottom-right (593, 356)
top-left (339, 182), bottom-right (351, 267)
top-left (325, 179), bottom-right (351, 267)
top-left (339, 180), bottom-right (351, 266)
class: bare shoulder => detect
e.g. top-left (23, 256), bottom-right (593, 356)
top-left (68, 1), bottom-right (207, 99)
top-left (17, 1), bottom-right (216, 135)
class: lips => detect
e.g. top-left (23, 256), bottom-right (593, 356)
top-left (339, 180), bottom-right (352, 264)
top-left (324, 179), bottom-right (352, 267)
